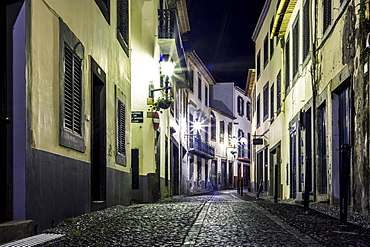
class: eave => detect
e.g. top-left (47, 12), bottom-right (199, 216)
top-left (270, 0), bottom-right (298, 39)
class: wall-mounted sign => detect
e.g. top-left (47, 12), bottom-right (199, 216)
top-left (131, 111), bottom-right (144, 123)
top-left (252, 138), bottom-right (263, 145)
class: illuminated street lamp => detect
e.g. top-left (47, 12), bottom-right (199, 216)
top-left (149, 54), bottom-right (175, 98)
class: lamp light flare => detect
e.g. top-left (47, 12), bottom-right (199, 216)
top-left (191, 119), bottom-right (206, 133)
top-left (160, 62), bottom-right (175, 77)
top-left (231, 136), bottom-right (238, 146)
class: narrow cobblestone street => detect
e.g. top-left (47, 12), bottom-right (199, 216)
top-left (27, 190), bottom-right (370, 247)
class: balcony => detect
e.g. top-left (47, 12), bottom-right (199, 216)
top-left (189, 136), bottom-right (215, 159)
top-left (236, 145), bottom-right (250, 163)
top-left (158, 9), bottom-right (176, 39)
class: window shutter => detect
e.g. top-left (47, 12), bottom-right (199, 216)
top-left (292, 18), bottom-right (299, 78)
top-left (303, 0), bottom-right (310, 60)
top-left (285, 39), bottom-right (290, 90)
top-left (323, 0), bottom-right (331, 32)
top-left (59, 20), bottom-right (85, 152)
top-left (117, 0), bottom-right (129, 55)
top-left (64, 45), bottom-right (82, 135)
top-left (116, 86), bottom-right (126, 166)
top-left (117, 99), bottom-right (126, 155)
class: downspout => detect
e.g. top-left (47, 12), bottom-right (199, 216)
top-left (309, 0), bottom-right (317, 202)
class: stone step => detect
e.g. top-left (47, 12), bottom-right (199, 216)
top-left (0, 220), bottom-right (34, 244)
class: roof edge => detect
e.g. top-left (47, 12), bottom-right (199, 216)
top-left (252, 0), bottom-right (272, 42)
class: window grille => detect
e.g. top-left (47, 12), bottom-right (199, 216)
top-left (228, 122), bottom-right (232, 146)
top-left (263, 83), bottom-right (269, 121)
top-left (323, 0), bottom-right (331, 32)
top-left (117, 0), bottom-right (129, 56)
top-left (270, 18), bottom-right (274, 58)
top-left (64, 44), bottom-right (82, 135)
top-left (211, 118), bottom-right (216, 141)
top-left (198, 74), bottom-right (202, 100)
top-left (285, 39), bottom-right (290, 90)
top-left (219, 121), bottom-right (224, 144)
top-left (117, 99), bottom-right (126, 156)
top-left (270, 84), bottom-right (274, 120)
top-left (237, 96), bottom-right (244, 116)
top-left (277, 72), bottom-right (281, 111)
top-left (256, 51), bottom-right (261, 79)
top-left (292, 17), bottom-right (299, 78)
top-left (264, 34), bottom-right (269, 68)
top-left (303, 0), bottom-right (310, 61)
top-left (246, 102), bottom-right (251, 120)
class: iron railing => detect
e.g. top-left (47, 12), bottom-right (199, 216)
top-left (189, 136), bottom-right (215, 157)
top-left (158, 9), bottom-right (176, 39)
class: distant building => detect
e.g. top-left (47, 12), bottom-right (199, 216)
top-left (185, 51), bottom-right (216, 193)
top-left (131, 0), bottom-right (190, 202)
top-left (211, 82), bottom-right (251, 190)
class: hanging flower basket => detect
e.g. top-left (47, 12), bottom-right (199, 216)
top-left (152, 95), bottom-right (173, 111)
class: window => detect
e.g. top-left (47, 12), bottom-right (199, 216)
top-left (189, 66), bottom-right (194, 92)
top-left (228, 122), bottom-right (232, 146)
top-left (117, 0), bottom-right (129, 56)
top-left (205, 85), bottom-right (208, 106)
top-left (116, 87), bottom-right (126, 166)
top-left (303, 0), bottom-right (310, 61)
top-left (257, 95), bottom-right (260, 127)
top-left (198, 73), bottom-right (202, 100)
top-left (237, 96), bottom-right (244, 116)
top-left (263, 83), bottom-right (269, 121)
top-left (256, 50), bottom-right (261, 79)
top-left (59, 20), bottom-right (85, 152)
top-left (270, 18), bottom-right (275, 58)
top-left (285, 38), bottom-right (290, 90)
top-left (323, 0), bottom-right (331, 33)
top-left (219, 121), bottom-right (224, 144)
top-left (95, 0), bottom-right (110, 24)
top-left (247, 133), bottom-right (251, 160)
top-left (277, 71), bottom-right (281, 111)
top-left (252, 88), bottom-right (256, 113)
top-left (270, 84), bottom-right (274, 120)
top-left (238, 129), bottom-right (245, 157)
top-left (292, 16), bottom-right (299, 78)
top-left (205, 126), bottom-right (209, 142)
top-left (211, 118), bottom-right (216, 140)
top-left (264, 34), bottom-right (269, 67)
top-left (246, 102), bottom-right (251, 120)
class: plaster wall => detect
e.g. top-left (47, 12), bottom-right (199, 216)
top-left (29, 0), bottom-right (131, 174)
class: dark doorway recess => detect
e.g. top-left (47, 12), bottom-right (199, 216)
top-left (90, 58), bottom-right (106, 211)
top-left (172, 143), bottom-right (179, 195)
top-left (131, 149), bottom-right (139, 189)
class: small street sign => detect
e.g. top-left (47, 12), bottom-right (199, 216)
top-left (131, 111), bottom-right (144, 123)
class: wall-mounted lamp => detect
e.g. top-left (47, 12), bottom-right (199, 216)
top-left (230, 136), bottom-right (248, 149)
top-left (149, 54), bottom-right (175, 98)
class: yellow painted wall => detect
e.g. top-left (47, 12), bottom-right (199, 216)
top-left (30, 0), bottom-right (131, 173)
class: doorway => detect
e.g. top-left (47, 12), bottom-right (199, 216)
top-left (332, 85), bottom-right (351, 202)
top-left (90, 58), bottom-right (106, 211)
top-left (1, 0), bottom-right (25, 222)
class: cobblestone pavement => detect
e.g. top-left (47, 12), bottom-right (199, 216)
top-left (34, 190), bottom-right (370, 246)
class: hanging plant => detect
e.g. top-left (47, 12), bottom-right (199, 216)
top-left (152, 95), bottom-right (173, 112)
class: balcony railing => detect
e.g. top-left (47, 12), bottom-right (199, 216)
top-left (158, 9), bottom-right (176, 39)
top-left (189, 136), bottom-right (215, 158)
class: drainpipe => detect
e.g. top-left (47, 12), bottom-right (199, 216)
top-left (309, 0), bottom-right (317, 204)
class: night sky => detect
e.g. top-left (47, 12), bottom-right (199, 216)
top-left (184, 0), bottom-right (265, 89)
